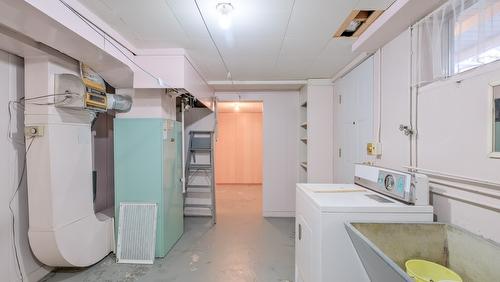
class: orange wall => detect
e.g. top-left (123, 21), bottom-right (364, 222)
top-left (216, 108), bottom-right (263, 184)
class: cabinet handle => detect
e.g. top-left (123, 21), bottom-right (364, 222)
top-left (298, 224), bottom-right (302, 241)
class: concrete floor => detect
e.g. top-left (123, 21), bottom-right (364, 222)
top-left (43, 185), bottom-right (295, 282)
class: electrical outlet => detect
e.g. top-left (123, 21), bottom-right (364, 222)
top-left (25, 126), bottom-right (44, 137)
top-left (367, 142), bottom-right (382, 156)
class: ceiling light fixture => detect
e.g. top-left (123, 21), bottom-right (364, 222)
top-left (216, 2), bottom-right (234, 30)
top-left (233, 94), bottom-right (241, 111)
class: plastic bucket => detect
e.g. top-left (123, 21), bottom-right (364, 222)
top-left (405, 259), bottom-right (463, 282)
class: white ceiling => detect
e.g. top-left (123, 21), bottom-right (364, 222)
top-left (78, 0), bottom-right (395, 82)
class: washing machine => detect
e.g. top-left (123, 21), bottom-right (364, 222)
top-left (295, 164), bottom-right (433, 282)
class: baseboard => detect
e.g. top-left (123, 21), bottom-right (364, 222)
top-left (263, 211), bottom-right (295, 218)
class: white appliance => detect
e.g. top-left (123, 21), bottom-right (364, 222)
top-left (295, 164), bottom-right (433, 282)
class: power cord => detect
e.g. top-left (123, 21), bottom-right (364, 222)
top-left (9, 137), bottom-right (36, 282)
top-left (8, 93), bottom-right (79, 144)
top-left (6, 91), bottom-right (88, 281)
top-left (20, 92), bottom-right (79, 105)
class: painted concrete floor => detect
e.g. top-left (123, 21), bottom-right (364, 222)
top-left (43, 185), bottom-right (295, 282)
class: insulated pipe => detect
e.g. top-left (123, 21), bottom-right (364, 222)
top-left (25, 57), bottom-right (114, 267)
top-left (106, 93), bottom-right (132, 112)
top-left (25, 111), bottom-right (115, 266)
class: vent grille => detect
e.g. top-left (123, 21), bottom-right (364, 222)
top-left (116, 203), bottom-right (158, 264)
top-left (334, 10), bottom-right (383, 38)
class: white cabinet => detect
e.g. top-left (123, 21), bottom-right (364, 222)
top-left (295, 188), bottom-right (320, 282)
top-left (295, 215), bottom-right (312, 282)
top-left (299, 79), bottom-right (334, 183)
top-left (333, 56), bottom-right (375, 182)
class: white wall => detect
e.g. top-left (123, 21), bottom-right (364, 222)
top-left (0, 50), bottom-right (49, 282)
top-left (369, 30), bottom-right (500, 243)
top-left (417, 62), bottom-right (500, 242)
top-left (116, 89), bottom-right (176, 119)
top-left (376, 30), bottom-right (412, 170)
top-left (216, 92), bottom-right (300, 217)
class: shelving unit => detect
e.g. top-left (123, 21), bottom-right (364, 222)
top-left (300, 162), bottom-right (308, 170)
top-left (298, 79), bottom-right (334, 183)
top-left (299, 86), bottom-right (308, 181)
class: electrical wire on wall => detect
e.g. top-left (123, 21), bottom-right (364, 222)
top-left (8, 92), bottom-right (79, 146)
top-left (8, 137), bottom-right (36, 282)
top-left (377, 48), bottom-right (383, 146)
top-left (409, 26), bottom-right (414, 167)
top-left (413, 25), bottom-right (421, 168)
top-left (7, 90), bottom-right (97, 279)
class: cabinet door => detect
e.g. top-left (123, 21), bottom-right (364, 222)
top-left (163, 120), bottom-right (184, 254)
top-left (114, 118), bottom-right (165, 256)
top-left (333, 56), bottom-right (374, 183)
top-left (296, 215), bottom-right (312, 282)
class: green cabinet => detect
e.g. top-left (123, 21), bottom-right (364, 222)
top-left (114, 118), bottom-right (183, 257)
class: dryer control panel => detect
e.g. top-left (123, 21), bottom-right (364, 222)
top-left (354, 164), bottom-right (429, 205)
top-left (376, 171), bottom-right (409, 201)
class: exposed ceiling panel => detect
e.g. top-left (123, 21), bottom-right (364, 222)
top-left (77, 0), bottom-right (396, 82)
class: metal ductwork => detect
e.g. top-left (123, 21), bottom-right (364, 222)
top-left (106, 93), bottom-right (132, 112)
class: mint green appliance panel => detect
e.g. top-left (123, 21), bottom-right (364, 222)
top-left (114, 118), bottom-right (170, 257)
top-left (163, 120), bottom-right (184, 253)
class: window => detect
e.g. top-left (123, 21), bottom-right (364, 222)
top-left (453, 1), bottom-right (500, 73)
top-left (492, 83), bottom-right (500, 157)
top-left (414, 0), bottom-right (500, 86)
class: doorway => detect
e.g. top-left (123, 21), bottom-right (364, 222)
top-left (215, 101), bottom-right (263, 217)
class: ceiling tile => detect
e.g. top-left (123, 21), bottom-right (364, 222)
top-left (77, 0), bottom-right (396, 81)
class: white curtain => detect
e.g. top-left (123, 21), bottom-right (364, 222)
top-left (414, 0), bottom-right (500, 86)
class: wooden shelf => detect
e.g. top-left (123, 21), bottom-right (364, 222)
top-left (300, 122), bottom-right (307, 129)
top-left (300, 162), bottom-right (308, 170)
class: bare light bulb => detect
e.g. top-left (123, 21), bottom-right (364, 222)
top-left (216, 2), bottom-right (234, 30)
top-left (219, 13), bottom-right (231, 30)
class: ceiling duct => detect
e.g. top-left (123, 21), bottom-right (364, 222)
top-left (334, 10), bottom-right (383, 38)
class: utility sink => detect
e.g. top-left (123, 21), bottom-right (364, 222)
top-left (345, 222), bottom-right (500, 282)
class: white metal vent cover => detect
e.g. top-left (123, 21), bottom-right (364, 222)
top-left (116, 202), bottom-right (158, 264)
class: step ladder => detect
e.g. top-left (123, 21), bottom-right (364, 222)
top-left (183, 131), bottom-right (216, 225)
